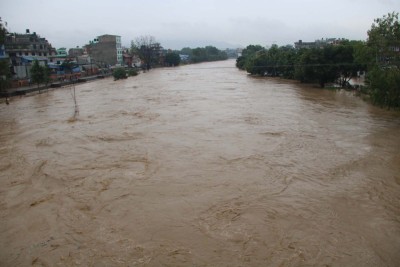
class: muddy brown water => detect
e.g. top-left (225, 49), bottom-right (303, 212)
top-left (1, 60), bottom-right (400, 266)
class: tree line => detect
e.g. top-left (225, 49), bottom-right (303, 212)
top-left (179, 46), bottom-right (228, 63)
top-left (237, 41), bottom-right (363, 88)
top-left (130, 36), bottom-right (228, 68)
top-left (236, 12), bottom-right (400, 109)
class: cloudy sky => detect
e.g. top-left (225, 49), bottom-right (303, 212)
top-left (1, 0), bottom-right (398, 50)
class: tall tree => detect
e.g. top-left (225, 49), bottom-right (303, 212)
top-left (334, 42), bottom-right (357, 87)
top-left (30, 60), bottom-right (51, 89)
top-left (180, 47), bottom-right (193, 57)
top-left (367, 12), bottom-right (400, 68)
top-left (0, 17), bottom-right (7, 44)
top-left (295, 47), bottom-right (339, 88)
top-left (43, 64), bottom-right (51, 86)
top-left (236, 45), bottom-right (265, 70)
top-left (30, 60), bottom-right (44, 88)
top-left (277, 45), bottom-right (297, 79)
top-left (131, 36), bottom-right (162, 70)
top-left (367, 12), bottom-right (400, 108)
top-left (0, 59), bottom-right (10, 92)
top-left (165, 52), bottom-right (181, 66)
top-left (0, 18), bottom-right (11, 92)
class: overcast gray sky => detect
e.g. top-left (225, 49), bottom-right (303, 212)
top-left (1, 0), bottom-right (398, 50)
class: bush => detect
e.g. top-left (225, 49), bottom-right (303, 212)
top-left (128, 69), bottom-right (138, 76)
top-left (368, 67), bottom-right (400, 109)
top-left (113, 68), bottom-right (127, 80)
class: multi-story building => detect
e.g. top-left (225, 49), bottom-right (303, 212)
top-left (294, 40), bottom-right (317, 49)
top-left (85, 34), bottom-right (122, 66)
top-left (295, 38), bottom-right (345, 49)
top-left (68, 46), bottom-right (84, 57)
top-left (4, 29), bottom-right (56, 66)
top-left (47, 47), bottom-right (70, 65)
top-left (4, 29), bottom-right (56, 81)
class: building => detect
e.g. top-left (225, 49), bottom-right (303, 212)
top-left (179, 54), bottom-right (189, 62)
top-left (4, 29), bottom-right (56, 66)
top-left (48, 47), bottom-right (70, 65)
top-left (85, 34), bottom-right (122, 66)
top-left (294, 40), bottom-right (317, 49)
top-left (0, 44), bottom-right (7, 59)
top-left (13, 56), bottom-right (48, 84)
top-left (4, 29), bottom-right (56, 81)
top-left (122, 48), bottom-right (141, 68)
top-left (295, 38), bottom-right (345, 49)
top-left (68, 46), bottom-right (84, 57)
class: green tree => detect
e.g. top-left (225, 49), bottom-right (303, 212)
top-left (189, 46), bottom-right (227, 63)
top-left (333, 42), bottom-right (358, 87)
top-left (236, 45), bottom-right (265, 70)
top-left (245, 50), bottom-right (268, 75)
top-left (180, 47), bottom-right (193, 57)
top-left (276, 45), bottom-right (297, 79)
top-left (0, 59), bottom-right (11, 92)
top-left (366, 12), bottom-right (400, 108)
top-left (368, 12), bottom-right (400, 68)
top-left (30, 60), bottom-right (44, 88)
top-left (369, 67), bottom-right (400, 108)
top-left (0, 18), bottom-right (11, 92)
top-left (43, 65), bottom-right (51, 86)
top-left (0, 18), bottom-right (6, 44)
top-left (165, 52), bottom-right (181, 66)
top-left (235, 56), bottom-right (247, 70)
top-left (205, 46), bottom-right (227, 61)
top-left (30, 60), bottom-right (51, 88)
top-left (295, 47), bottom-right (339, 88)
top-left (242, 45), bottom-right (265, 57)
top-left (191, 47), bottom-right (207, 63)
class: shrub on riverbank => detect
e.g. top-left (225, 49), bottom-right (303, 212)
top-left (128, 69), bottom-right (139, 76)
top-left (113, 68), bottom-right (127, 80)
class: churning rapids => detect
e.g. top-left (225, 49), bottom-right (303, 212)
top-left (1, 60), bottom-right (400, 266)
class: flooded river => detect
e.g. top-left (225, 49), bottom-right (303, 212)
top-left (1, 60), bottom-right (400, 266)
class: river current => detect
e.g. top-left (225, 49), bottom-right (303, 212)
top-left (1, 60), bottom-right (400, 266)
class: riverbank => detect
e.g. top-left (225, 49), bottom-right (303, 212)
top-left (0, 73), bottom-right (112, 99)
top-left (244, 72), bottom-right (385, 111)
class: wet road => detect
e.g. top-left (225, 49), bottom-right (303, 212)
top-left (1, 60), bottom-right (400, 266)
